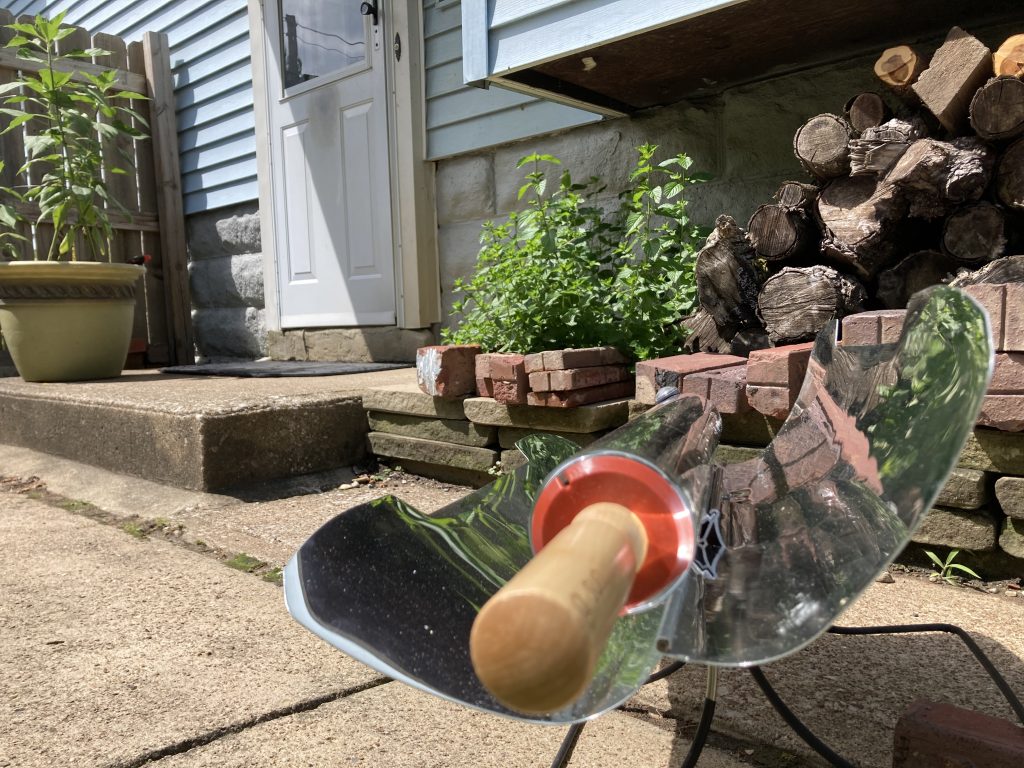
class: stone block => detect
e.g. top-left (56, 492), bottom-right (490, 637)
top-left (192, 307), bottom-right (266, 360)
top-left (963, 284), bottom-right (1005, 352)
top-left (959, 429), bottom-right (1024, 474)
top-left (529, 365), bottom-right (629, 392)
top-left (994, 476), bottom-right (1024, 521)
top-left (362, 383), bottom-right (467, 420)
top-left (391, 459), bottom-right (492, 488)
top-left (499, 448), bottom-right (527, 472)
top-left (438, 218), bottom-right (489, 321)
top-left (266, 330), bottom-right (307, 361)
top-left (628, 400), bottom-right (652, 420)
top-left (367, 412), bottom-right (496, 448)
top-left (416, 345), bottom-right (480, 399)
top-left (526, 380), bottom-right (634, 408)
top-left (188, 252), bottom-right (265, 309)
top-left (935, 468), bottom-right (990, 510)
top-left (840, 309), bottom-right (906, 345)
top-left (635, 353), bottom-right (746, 405)
top-left (746, 384), bottom-right (792, 420)
top-left (304, 327), bottom-right (434, 363)
top-left (187, 203), bottom-right (261, 259)
top-left (435, 155), bottom-right (495, 225)
top-left (367, 432), bottom-right (498, 474)
top-left (746, 342), bottom-right (814, 388)
top-left (977, 395), bottom-right (1024, 431)
top-left (912, 507), bottom-right (998, 551)
top-left (989, 352), bottom-right (1024, 393)
top-left (497, 427), bottom-right (603, 450)
top-left (684, 365), bottom-right (749, 414)
top-left (999, 517), bottom-right (1024, 558)
top-left (894, 700), bottom-right (1024, 768)
top-left (464, 397), bottom-right (629, 432)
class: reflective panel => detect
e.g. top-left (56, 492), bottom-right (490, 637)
top-left (279, 0), bottom-right (366, 90)
top-left (659, 286), bottom-right (992, 664)
top-left (286, 286), bottom-right (991, 723)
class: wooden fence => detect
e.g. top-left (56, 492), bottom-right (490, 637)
top-left (0, 10), bottom-right (193, 366)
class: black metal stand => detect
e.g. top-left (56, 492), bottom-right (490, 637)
top-left (549, 622), bottom-right (1024, 768)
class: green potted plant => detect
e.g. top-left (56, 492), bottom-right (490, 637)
top-left (0, 12), bottom-right (148, 382)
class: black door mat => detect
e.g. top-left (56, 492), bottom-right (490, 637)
top-left (160, 361), bottom-right (412, 378)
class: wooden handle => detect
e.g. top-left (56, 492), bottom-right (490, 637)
top-left (469, 502), bottom-right (647, 714)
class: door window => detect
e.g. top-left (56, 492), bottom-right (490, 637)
top-left (279, 0), bottom-right (366, 90)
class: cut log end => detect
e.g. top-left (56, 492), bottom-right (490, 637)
top-left (994, 35), bottom-right (1024, 78)
top-left (845, 92), bottom-right (891, 134)
top-left (758, 266), bottom-right (865, 345)
top-left (969, 76), bottom-right (1024, 142)
top-left (874, 45), bottom-right (925, 90)
top-left (942, 202), bottom-right (1007, 265)
top-left (794, 114), bottom-right (851, 179)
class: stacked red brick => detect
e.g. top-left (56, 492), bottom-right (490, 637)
top-left (524, 347), bottom-right (634, 407)
top-left (475, 353), bottom-right (530, 405)
top-left (962, 283), bottom-right (1024, 431)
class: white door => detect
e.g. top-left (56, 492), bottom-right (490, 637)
top-left (265, 0), bottom-right (396, 327)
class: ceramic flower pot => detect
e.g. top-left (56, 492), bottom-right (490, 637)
top-left (0, 261), bottom-right (145, 382)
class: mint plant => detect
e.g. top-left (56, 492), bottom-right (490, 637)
top-left (444, 145), bottom-right (708, 360)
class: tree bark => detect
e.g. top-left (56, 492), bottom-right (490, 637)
top-left (695, 215), bottom-right (762, 330)
top-left (874, 45), bottom-right (927, 95)
top-left (774, 181), bottom-right (818, 210)
top-left (747, 204), bottom-right (815, 262)
top-left (682, 308), bottom-right (736, 354)
top-left (845, 92), bottom-right (890, 134)
top-left (970, 76), bottom-right (1024, 142)
top-left (942, 202), bottom-right (1007, 265)
top-left (758, 266), bottom-right (866, 345)
top-left (793, 114), bottom-right (852, 179)
top-left (950, 255), bottom-right (1024, 287)
top-left (884, 138), bottom-right (995, 219)
top-left (848, 118), bottom-right (927, 176)
top-left (994, 34), bottom-right (1024, 78)
top-left (911, 27), bottom-right (991, 135)
top-left (876, 250), bottom-right (959, 308)
top-left (817, 176), bottom-right (904, 278)
top-left (996, 137), bottom-right (1024, 211)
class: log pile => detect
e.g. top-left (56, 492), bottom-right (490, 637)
top-left (687, 25), bottom-right (1024, 353)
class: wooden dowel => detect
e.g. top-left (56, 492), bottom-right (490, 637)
top-left (469, 502), bottom-right (647, 715)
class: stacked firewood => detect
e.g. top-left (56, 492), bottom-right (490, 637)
top-left (686, 27), bottom-right (1024, 352)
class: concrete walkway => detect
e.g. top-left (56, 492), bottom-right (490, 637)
top-left (1, 444), bottom-right (1022, 768)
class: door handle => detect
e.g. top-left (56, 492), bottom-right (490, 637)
top-left (360, 0), bottom-right (378, 25)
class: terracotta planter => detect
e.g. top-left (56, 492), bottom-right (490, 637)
top-left (0, 261), bottom-right (145, 382)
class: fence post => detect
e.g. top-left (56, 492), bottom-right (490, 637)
top-left (142, 31), bottom-right (194, 365)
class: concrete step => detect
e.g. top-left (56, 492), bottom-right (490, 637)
top-left (0, 367), bottom-right (414, 491)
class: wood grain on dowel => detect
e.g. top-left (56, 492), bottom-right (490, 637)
top-left (469, 503), bottom-right (647, 715)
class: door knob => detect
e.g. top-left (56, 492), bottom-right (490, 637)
top-left (360, 0), bottom-right (378, 25)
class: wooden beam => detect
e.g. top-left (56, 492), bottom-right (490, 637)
top-left (0, 48), bottom-right (147, 93)
top-left (142, 31), bottom-right (194, 365)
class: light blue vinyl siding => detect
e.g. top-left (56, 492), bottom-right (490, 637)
top-left (3, 0), bottom-right (257, 215)
top-left (422, 0), bottom-right (599, 159)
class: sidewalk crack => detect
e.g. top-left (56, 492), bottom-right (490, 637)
top-left (108, 677), bottom-right (393, 767)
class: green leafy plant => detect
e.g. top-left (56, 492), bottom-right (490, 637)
top-left (443, 144), bottom-right (708, 360)
top-left (0, 12), bottom-right (146, 261)
top-left (925, 549), bottom-right (981, 585)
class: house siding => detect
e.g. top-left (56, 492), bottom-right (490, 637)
top-left (422, 0), bottom-right (599, 160)
top-left (3, 0), bottom-right (257, 216)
